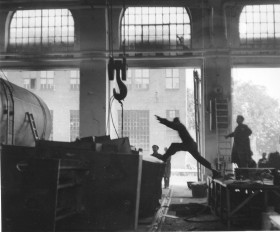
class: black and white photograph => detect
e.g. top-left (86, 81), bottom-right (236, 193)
top-left (1, 1), bottom-right (280, 231)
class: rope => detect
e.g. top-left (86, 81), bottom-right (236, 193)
top-left (120, 100), bottom-right (124, 138)
top-left (106, 96), bottom-right (114, 134)
top-left (110, 97), bottom-right (119, 138)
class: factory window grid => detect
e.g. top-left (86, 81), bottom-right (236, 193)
top-left (40, 71), bottom-right (54, 90)
top-left (118, 110), bottom-right (149, 152)
top-left (23, 78), bottom-right (36, 89)
top-left (135, 69), bottom-right (149, 89)
top-left (165, 68), bottom-right (180, 89)
top-left (70, 110), bottom-right (79, 142)
top-left (121, 7), bottom-right (191, 50)
top-left (125, 69), bottom-right (132, 90)
top-left (70, 70), bottom-right (80, 90)
top-left (239, 4), bottom-right (280, 48)
top-left (9, 9), bottom-right (75, 51)
top-left (166, 110), bottom-right (181, 142)
top-left (22, 71), bottom-right (37, 89)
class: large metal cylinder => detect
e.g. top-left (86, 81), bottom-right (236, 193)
top-left (0, 78), bottom-right (52, 146)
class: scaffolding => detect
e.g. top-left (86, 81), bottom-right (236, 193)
top-left (193, 70), bottom-right (202, 181)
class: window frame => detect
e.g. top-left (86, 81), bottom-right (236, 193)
top-left (165, 68), bottom-right (180, 89)
top-left (239, 4), bottom-right (280, 48)
top-left (134, 68), bottom-right (150, 90)
top-left (40, 70), bottom-right (55, 90)
top-left (8, 8), bottom-right (75, 51)
top-left (120, 6), bottom-right (192, 50)
top-left (118, 110), bottom-right (150, 152)
top-left (70, 70), bottom-right (80, 91)
top-left (70, 110), bottom-right (80, 142)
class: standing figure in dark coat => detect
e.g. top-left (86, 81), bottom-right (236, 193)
top-left (258, 152), bottom-right (268, 168)
top-left (149, 144), bottom-right (164, 208)
top-left (163, 147), bottom-right (171, 188)
top-left (225, 115), bottom-right (252, 168)
top-left (155, 115), bottom-right (220, 178)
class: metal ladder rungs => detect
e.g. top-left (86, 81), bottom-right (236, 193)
top-left (215, 98), bottom-right (232, 172)
top-left (26, 112), bottom-right (39, 141)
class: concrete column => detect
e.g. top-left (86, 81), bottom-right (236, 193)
top-left (0, 11), bottom-right (9, 52)
top-left (208, 0), bottom-right (227, 48)
top-left (79, 8), bottom-right (108, 137)
top-left (203, 56), bottom-right (232, 168)
top-left (80, 60), bottom-right (107, 137)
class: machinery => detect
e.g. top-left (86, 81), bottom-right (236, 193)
top-left (0, 78), bottom-right (165, 232)
top-left (0, 78), bottom-right (52, 146)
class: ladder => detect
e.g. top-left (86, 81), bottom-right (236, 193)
top-left (26, 112), bottom-right (39, 141)
top-left (215, 98), bottom-right (232, 173)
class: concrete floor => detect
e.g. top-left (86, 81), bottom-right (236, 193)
top-left (160, 185), bottom-right (229, 231)
top-left (138, 176), bottom-right (265, 231)
top-left (156, 182), bottom-right (255, 231)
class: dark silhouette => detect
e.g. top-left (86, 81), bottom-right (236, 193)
top-left (267, 151), bottom-right (280, 169)
top-left (248, 158), bottom-right (257, 168)
top-left (225, 115), bottom-right (252, 168)
top-left (155, 115), bottom-right (219, 178)
top-left (248, 151), bottom-right (257, 168)
top-left (150, 145), bottom-right (162, 160)
top-left (149, 144), bottom-right (164, 207)
top-left (138, 148), bottom-right (143, 155)
top-left (258, 152), bottom-right (268, 168)
top-left (163, 147), bottom-right (171, 188)
top-left (112, 59), bottom-right (128, 103)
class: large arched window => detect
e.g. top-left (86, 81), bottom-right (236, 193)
top-left (239, 4), bottom-right (280, 47)
top-left (121, 7), bottom-right (191, 50)
top-left (9, 9), bottom-right (75, 50)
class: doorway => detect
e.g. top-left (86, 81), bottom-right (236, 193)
top-left (232, 67), bottom-right (280, 163)
top-left (109, 67), bottom-right (202, 186)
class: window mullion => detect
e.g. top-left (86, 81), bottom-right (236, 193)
top-left (41, 9), bottom-right (43, 50)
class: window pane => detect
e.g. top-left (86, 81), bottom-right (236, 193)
top-left (240, 4), bottom-right (280, 46)
top-left (143, 69), bottom-right (149, 77)
top-left (173, 69), bottom-right (179, 77)
top-left (9, 9), bottom-right (75, 49)
top-left (135, 69), bottom-right (142, 77)
top-left (166, 69), bottom-right (172, 77)
top-left (118, 110), bottom-right (149, 151)
top-left (166, 78), bottom-right (172, 88)
top-left (121, 7), bottom-right (191, 50)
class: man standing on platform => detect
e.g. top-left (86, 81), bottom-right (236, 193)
top-left (225, 115), bottom-right (252, 168)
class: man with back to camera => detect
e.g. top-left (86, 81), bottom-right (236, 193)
top-left (225, 115), bottom-right (252, 168)
top-left (155, 115), bottom-right (220, 178)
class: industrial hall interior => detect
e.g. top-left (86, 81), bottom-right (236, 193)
top-left (1, 0), bottom-right (280, 231)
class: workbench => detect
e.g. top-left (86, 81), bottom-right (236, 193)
top-left (207, 176), bottom-right (280, 230)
